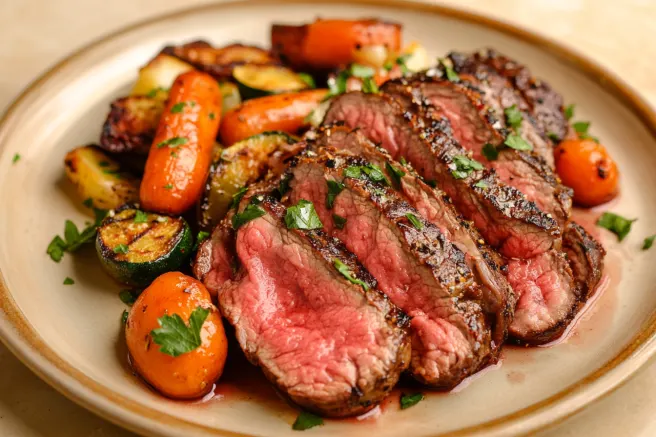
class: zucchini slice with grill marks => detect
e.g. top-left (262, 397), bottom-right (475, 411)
top-left (96, 207), bottom-right (192, 287)
top-left (233, 65), bottom-right (310, 99)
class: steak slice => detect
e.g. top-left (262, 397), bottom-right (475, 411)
top-left (563, 221), bottom-right (606, 301)
top-left (198, 195), bottom-right (410, 417)
top-left (323, 91), bottom-right (559, 259)
top-left (306, 123), bottom-right (514, 351)
top-left (382, 76), bottom-right (571, 230)
top-left (285, 151), bottom-right (494, 388)
top-left (450, 49), bottom-right (571, 143)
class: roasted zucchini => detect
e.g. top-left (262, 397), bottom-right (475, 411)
top-left (219, 81), bottom-right (242, 113)
top-left (100, 96), bottom-right (164, 155)
top-left (96, 206), bottom-right (193, 286)
top-left (131, 54), bottom-right (194, 97)
top-left (232, 65), bottom-right (310, 99)
top-left (162, 40), bottom-right (278, 79)
top-left (64, 145), bottom-right (140, 210)
top-left (198, 132), bottom-right (298, 230)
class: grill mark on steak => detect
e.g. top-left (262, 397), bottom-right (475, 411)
top-left (382, 76), bottom-right (572, 230)
top-left (323, 91), bottom-right (559, 259)
top-left (201, 195), bottom-right (410, 417)
top-left (306, 123), bottom-right (514, 355)
top-left (285, 151), bottom-right (494, 388)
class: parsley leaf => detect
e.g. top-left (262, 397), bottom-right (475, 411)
top-left (386, 162), bottom-right (406, 187)
top-left (572, 121), bottom-right (590, 136)
top-left (396, 53), bottom-right (412, 75)
top-left (47, 211), bottom-right (107, 262)
top-left (547, 131), bottom-right (560, 142)
top-left (564, 104), bottom-right (575, 120)
top-left (292, 411), bottom-right (324, 431)
top-left (400, 156), bottom-right (408, 166)
top-left (63, 277), bottom-right (75, 285)
top-left (119, 289), bottom-right (140, 305)
top-left (151, 307), bottom-right (210, 357)
top-left (643, 235), bottom-right (656, 250)
top-left (230, 186), bottom-right (249, 209)
top-left (361, 77), bottom-right (379, 94)
top-left (333, 214), bottom-right (347, 230)
top-left (326, 70), bottom-right (349, 100)
top-left (194, 231), bottom-right (210, 251)
top-left (474, 180), bottom-right (489, 189)
top-left (170, 102), bottom-right (187, 113)
top-left (326, 180), bottom-right (345, 209)
top-left (504, 134), bottom-right (533, 151)
top-left (113, 244), bottom-right (129, 254)
top-left (47, 236), bottom-right (67, 262)
top-left (343, 166), bottom-right (362, 179)
top-left (298, 73), bottom-right (316, 89)
top-left (349, 63), bottom-right (375, 78)
top-left (361, 164), bottom-right (390, 186)
top-left (156, 137), bottom-right (188, 149)
top-left (504, 105), bottom-right (523, 130)
top-left (163, 184), bottom-right (173, 190)
top-left (12, 153), bottom-right (20, 164)
top-left (146, 87), bottom-right (168, 98)
top-left (232, 203), bottom-right (266, 229)
top-left (405, 213), bottom-right (423, 230)
top-left (596, 212), bottom-right (636, 242)
top-left (438, 58), bottom-right (459, 82)
top-left (133, 210), bottom-right (148, 223)
top-left (209, 112), bottom-right (216, 120)
top-left (481, 143), bottom-right (499, 161)
top-left (285, 200), bottom-right (323, 230)
top-left (276, 174), bottom-right (292, 199)
top-left (122, 310), bottom-right (129, 324)
top-left (333, 259), bottom-right (369, 290)
top-left (83, 198), bottom-right (94, 208)
top-left (451, 155), bottom-right (484, 179)
top-left (400, 392), bottom-right (424, 409)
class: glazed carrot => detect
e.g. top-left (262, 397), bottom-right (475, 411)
top-left (126, 272), bottom-right (228, 399)
top-left (219, 89), bottom-right (327, 146)
top-left (140, 71), bottom-right (222, 215)
top-left (272, 19), bottom-right (402, 70)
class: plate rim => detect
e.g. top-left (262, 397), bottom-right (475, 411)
top-left (1, 1), bottom-right (655, 436)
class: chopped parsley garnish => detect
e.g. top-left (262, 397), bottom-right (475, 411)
top-left (643, 235), bottom-right (656, 250)
top-left (396, 53), bottom-right (412, 75)
top-left (349, 63), bottom-right (375, 78)
top-left (451, 155), bottom-right (484, 179)
top-left (504, 134), bottom-right (533, 151)
top-left (209, 112), bottom-right (216, 120)
top-left (151, 306), bottom-right (210, 357)
top-left (481, 143), bottom-right (499, 161)
top-left (47, 212), bottom-right (106, 262)
top-left (230, 186), bottom-right (249, 209)
top-left (232, 203), bottom-right (266, 229)
top-left (325, 63), bottom-right (376, 99)
top-left (504, 104), bottom-right (523, 130)
top-left (547, 131), bottom-right (560, 142)
top-left (333, 214), bottom-right (347, 230)
top-left (400, 156), bottom-right (408, 166)
top-left (194, 231), bottom-right (210, 251)
top-left (326, 180), bottom-right (345, 209)
top-left (362, 164), bottom-right (390, 185)
top-left (156, 137), bottom-right (188, 149)
top-left (572, 121), bottom-right (590, 136)
top-left (438, 58), bottom-right (459, 82)
top-left (361, 77), bottom-right (379, 94)
top-left (63, 277), bottom-right (75, 285)
top-left (133, 210), bottom-right (148, 223)
top-left (170, 102), bottom-right (186, 113)
top-left (386, 162), bottom-right (406, 187)
top-left (285, 200), bottom-right (323, 230)
top-left (83, 198), bottom-right (94, 208)
top-left (400, 392), bottom-right (424, 409)
top-left (146, 87), bottom-right (168, 98)
top-left (333, 259), bottom-right (369, 290)
top-left (119, 289), bottom-right (140, 305)
top-left (343, 166), bottom-right (362, 178)
top-left (596, 212), bottom-right (636, 242)
top-left (122, 310), bottom-right (129, 325)
top-left (474, 180), bottom-right (489, 189)
top-left (405, 213), bottom-right (423, 230)
top-left (276, 174), bottom-right (292, 198)
top-left (292, 411), bottom-right (324, 431)
top-left (113, 244), bottom-right (129, 254)
top-left (564, 104), bottom-right (575, 120)
top-left (163, 184), bottom-right (173, 190)
top-left (12, 153), bottom-right (20, 164)
top-left (298, 72), bottom-right (316, 89)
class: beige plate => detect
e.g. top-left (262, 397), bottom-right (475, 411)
top-left (1, 1), bottom-right (656, 436)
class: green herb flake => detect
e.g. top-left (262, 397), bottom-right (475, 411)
top-left (298, 72), bottom-right (316, 89)
top-left (504, 134), bottom-right (533, 151)
top-left (400, 157), bottom-right (408, 166)
top-left (405, 213), bottom-right (423, 230)
top-left (386, 162), bottom-right (406, 187)
top-left (438, 58), bottom-right (460, 82)
top-left (151, 307), bottom-right (210, 357)
top-left (396, 53), bottom-right (412, 75)
top-left (333, 214), bottom-right (347, 230)
top-left (133, 210), bottom-right (149, 224)
top-left (474, 180), bottom-right (489, 189)
top-left (230, 187), bottom-right (249, 210)
top-left (326, 180), bottom-right (345, 209)
top-left (504, 104), bottom-right (523, 130)
top-left (47, 236), bottom-right (67, 262)
top-left (564, 104), bottom-right (575, 120)
top-left (209, 112), bottom-right (216, 120)
top-left (83, 198), bottom-right (94, 208)
top-left (343, 166), bottom-right (362, 179)
top-left (113, 244), bottom-right (129, 254)
top-left (146, 87), bottom-right (168, 98)
top-left (383, 60), bottom-right (394, 72)
top-left (156, 137), bottom-right (188, 149)
top-left (361, 164), bottom-right (390, 186)
top-left (47, 211), bottom-right (106, 262)
top-left (451, 155), bottom-right (484, 179)
top-left (349, 63), bottom-right (375, 78)
top-left (170, 102), bottom-right (187, 113)
top-left (292, 411), bottom-right (324, 431)
top-left (163, 184), bottom-right (173, 190)
top-left (122, 310), bottom-right (129, 325)
top-left (232, 203), bottom-right (266, 229)
top-left (643, 235), bottom-right (656, 250)
top-left (333, 259), bottom-right (369, 290)
top-left (596, 212), bottom-right (636, 242)
top-left (63, 277), bottom-right (75, 285)
top-left (119, 290), bottom-right (138, 305)
top-left (326, 70), bottom-right (349, 99)
top-left (400, 392), bottom-right (424, 409)
top-left (547, 131), bottom-right (560, 142)
top-left (572, 121), bottom-right (591, 136)
top-left (194, 231), bottom-right (211, 251)
top-left (285, 200), bottom-right (323, 230)
top-left (361, 77), bottom-right (379, 94)
top-left (481, 143), bottom-right (499, 161)
top-left (12, 153), bottom-right (20, 164)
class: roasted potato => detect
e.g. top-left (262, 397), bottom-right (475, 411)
top-left (64, 145), bottom-right (140, 210)
top-left (100, 96), bottom-right (164, 155)
top-left (131, 54), bottom-right (194, 97)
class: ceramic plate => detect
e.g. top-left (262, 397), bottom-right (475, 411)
top-left (1, 1), bottom-right (655, 436)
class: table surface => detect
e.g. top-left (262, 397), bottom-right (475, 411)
top-left (1, 0), bottom-right (655, 436)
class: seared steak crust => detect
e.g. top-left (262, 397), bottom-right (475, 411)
top-left (563, 221), bottom-right (606, 301)
top-left (324, 91), bottom-right (559, 259)
top-left (202, 195), bottom-right (411, 417)
top-left (286, 150), bottom-right (494, 388)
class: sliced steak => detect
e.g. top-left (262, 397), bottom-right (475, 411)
top-left (285, 151), bottom-right (494, 388)
top-left (306, 123), bottom-right (514, 351)
top-left (323, 91), bottom-right (559, 259)
top-left (563, 221), bottom-right (606, 301)
top-left (382, 76), bottom-right (571, 230)
top-left (197, 196), bottom-right (410, 417)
